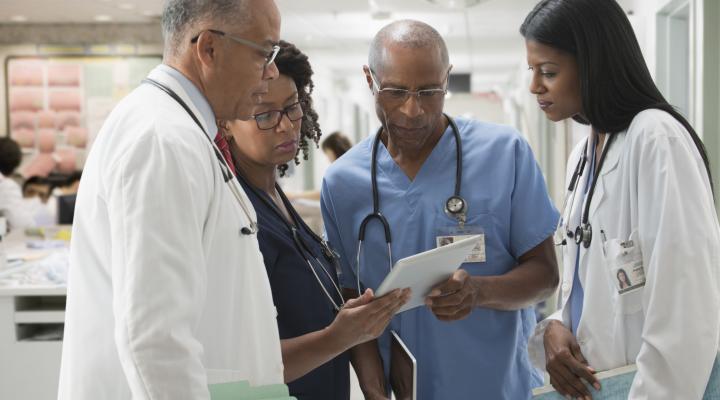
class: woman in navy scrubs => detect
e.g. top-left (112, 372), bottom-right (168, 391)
top-left (220, 41), bottom-right (410, 400)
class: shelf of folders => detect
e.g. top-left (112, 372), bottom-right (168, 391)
top-left (209, 380), bottom-right (296, 400)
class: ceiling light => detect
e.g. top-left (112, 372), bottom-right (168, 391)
top-left (426, 0), bottom-right (491, 9)
top-left (94, 15), bottom-right (113, 22)
top-left (118, 3), bottom-right (135, 10)
top-left (368, 0), bottom-right (391, 20)
top-left (10, 15), bottom-right (28, 22)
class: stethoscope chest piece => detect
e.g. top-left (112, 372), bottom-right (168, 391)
top-left (444, 195), bottom-right (468, 226)
top-left (575, 223), bottom-right (592, 248)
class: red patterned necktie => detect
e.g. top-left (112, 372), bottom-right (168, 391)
top-left (214, 132), bottom-right (236, 176)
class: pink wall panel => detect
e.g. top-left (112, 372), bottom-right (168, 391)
top-left (9, 89), bottom-right (44, 111)
top-left (49, 90), bottom-right (82, 111)
top-left (11, 128), bottom-right (35, 148)
top-left (9, 60), bottom-right (44, 86)
top-left (22, 153), bottom-right (56, 178)
top-left (37, 129), bottom-right (56, 153)
top-left (37, 110), bottom-right (57, 129)
top-left (10, 112), bottom-right (36, 130)
top-left (66, 127), bottom-right (88, 148)
top-left (55, 148), bottom-right (78, 173)
top-left (48, 64), bottom-right (81, 86)
top-left (56, 111), bottom-right (82, 129)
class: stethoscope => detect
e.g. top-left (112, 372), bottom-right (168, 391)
top-left (354, 114), bottom-right (467, 293)
top-left (142, 78), bottom-right (258, 235)
top-left (235, 171), bottom-right (345, 312)
top-left (555, 132), bottom-right (616, 248)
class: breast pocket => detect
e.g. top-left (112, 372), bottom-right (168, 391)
top-left (433, 208), bottom-right (510, 276)
top-left (603, 229), bottom-right (646, 314)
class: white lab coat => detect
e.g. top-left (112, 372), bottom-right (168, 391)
top-left (530, 109), bottom-right (720, 399)
top-left (58, 65), bottom-right (284, 400)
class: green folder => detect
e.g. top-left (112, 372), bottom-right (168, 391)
top-left (209, 381), bottom-right (296, 400)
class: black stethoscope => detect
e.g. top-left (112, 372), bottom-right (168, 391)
top-left (354, 114), bottom-right (467, 293)
top-left (142, 78), bottom-right (258, 235)
top-left (235, 171), bottom-right (345, 312)
top-left (556, 132), bottom-right (616, 248)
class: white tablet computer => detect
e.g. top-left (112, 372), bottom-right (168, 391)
top-left (390, 330), bottom-right (416, 400)
top-left (375, 234), bottom-right (482, 314)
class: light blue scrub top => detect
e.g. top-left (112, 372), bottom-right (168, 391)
top-left (321, 117), bottom-right (559, 400)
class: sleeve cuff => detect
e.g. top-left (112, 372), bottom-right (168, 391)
top-left (528, 309), bottom-right (564, 372)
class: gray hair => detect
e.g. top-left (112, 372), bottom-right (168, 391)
top-left (161, 0), bottom-right (251, 56)
top-left (368, 19), bottom-right (449, 76)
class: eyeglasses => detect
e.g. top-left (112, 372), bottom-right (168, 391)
top-left (368, 69), bottom-right (448, 107)
top-left (191, 29), bottom-right (281, 68)
top-left (252, 101), bottom-right (304, 130)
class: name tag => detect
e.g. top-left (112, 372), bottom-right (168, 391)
top-left (436, 234), bottom-right (486, 263)
top-left (606, 235), bottom-right (646, 294)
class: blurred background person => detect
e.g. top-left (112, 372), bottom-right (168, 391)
top-left (0, 137), bottom-right (34, 231)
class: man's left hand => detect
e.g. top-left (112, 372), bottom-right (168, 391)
top-left (425, 269), bottom-right (478, 321)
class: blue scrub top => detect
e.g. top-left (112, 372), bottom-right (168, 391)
top-left (321, 117), bottom-right (559, 400)
top-left (238, 176), bottom-right (350, 400)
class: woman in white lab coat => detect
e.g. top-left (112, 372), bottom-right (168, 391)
top-left (521, 0), bottom-right (720, 399)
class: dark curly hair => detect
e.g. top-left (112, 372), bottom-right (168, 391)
top-left (221, 41), bottom-right (322, 177)
top-left (274, 41), bottom-right (322, 176)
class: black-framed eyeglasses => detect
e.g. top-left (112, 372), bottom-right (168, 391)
top-left (368, 68), bottom-right (448, 107)
top-left (191, 29), bottom-right (281, 68)
top-left (252, 101), bottom-right (304, 130)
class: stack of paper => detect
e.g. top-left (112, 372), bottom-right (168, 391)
top-left (209, 381), bottom-right (296, 400)
top-left (533, 354), bottom-right (720, 399)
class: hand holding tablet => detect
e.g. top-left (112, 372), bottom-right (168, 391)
top-left (375, 235), bottom-right (482, 314)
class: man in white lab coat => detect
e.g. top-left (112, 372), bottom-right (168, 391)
top-left (58, 1), bottom-right (284, 399)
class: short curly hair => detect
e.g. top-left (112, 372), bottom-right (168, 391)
top-left (273, 40), bottom-right (322, 177)
top-left (220, 41), bottom-right (322, 177)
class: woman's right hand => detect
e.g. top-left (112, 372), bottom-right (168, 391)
top-left (544, 320), bottom-right (601, 400)
top-left (328, 288), bottom-right (411, 350)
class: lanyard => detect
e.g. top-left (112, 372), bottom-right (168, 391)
top-left (235, 171), bottom-right (345, 311)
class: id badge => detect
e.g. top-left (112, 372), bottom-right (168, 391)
top-left (605, 231), bottom-right (646, 294)
top-left (435, 225), bottom-right (485, 263)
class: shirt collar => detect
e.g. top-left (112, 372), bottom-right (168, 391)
top-left (156, 64), bottom-right (217, 137)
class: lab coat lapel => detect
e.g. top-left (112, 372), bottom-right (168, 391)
top-left (588, 132), bottom-right (624, 220)
top-left (578, 133), bottom-right (623, 278)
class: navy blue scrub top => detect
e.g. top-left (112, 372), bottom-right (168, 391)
top-left (237, 176), bottom-right (350, 400)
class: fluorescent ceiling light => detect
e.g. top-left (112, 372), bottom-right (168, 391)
top-left (426, 0), bottom-right (490, 8)
top-left (10, 15), bottom-right (28, 22)
top-left (94, 15), bottom-right (113, 22)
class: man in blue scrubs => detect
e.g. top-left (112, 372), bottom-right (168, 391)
top-left (321, 20), bottom-right (560, 399)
